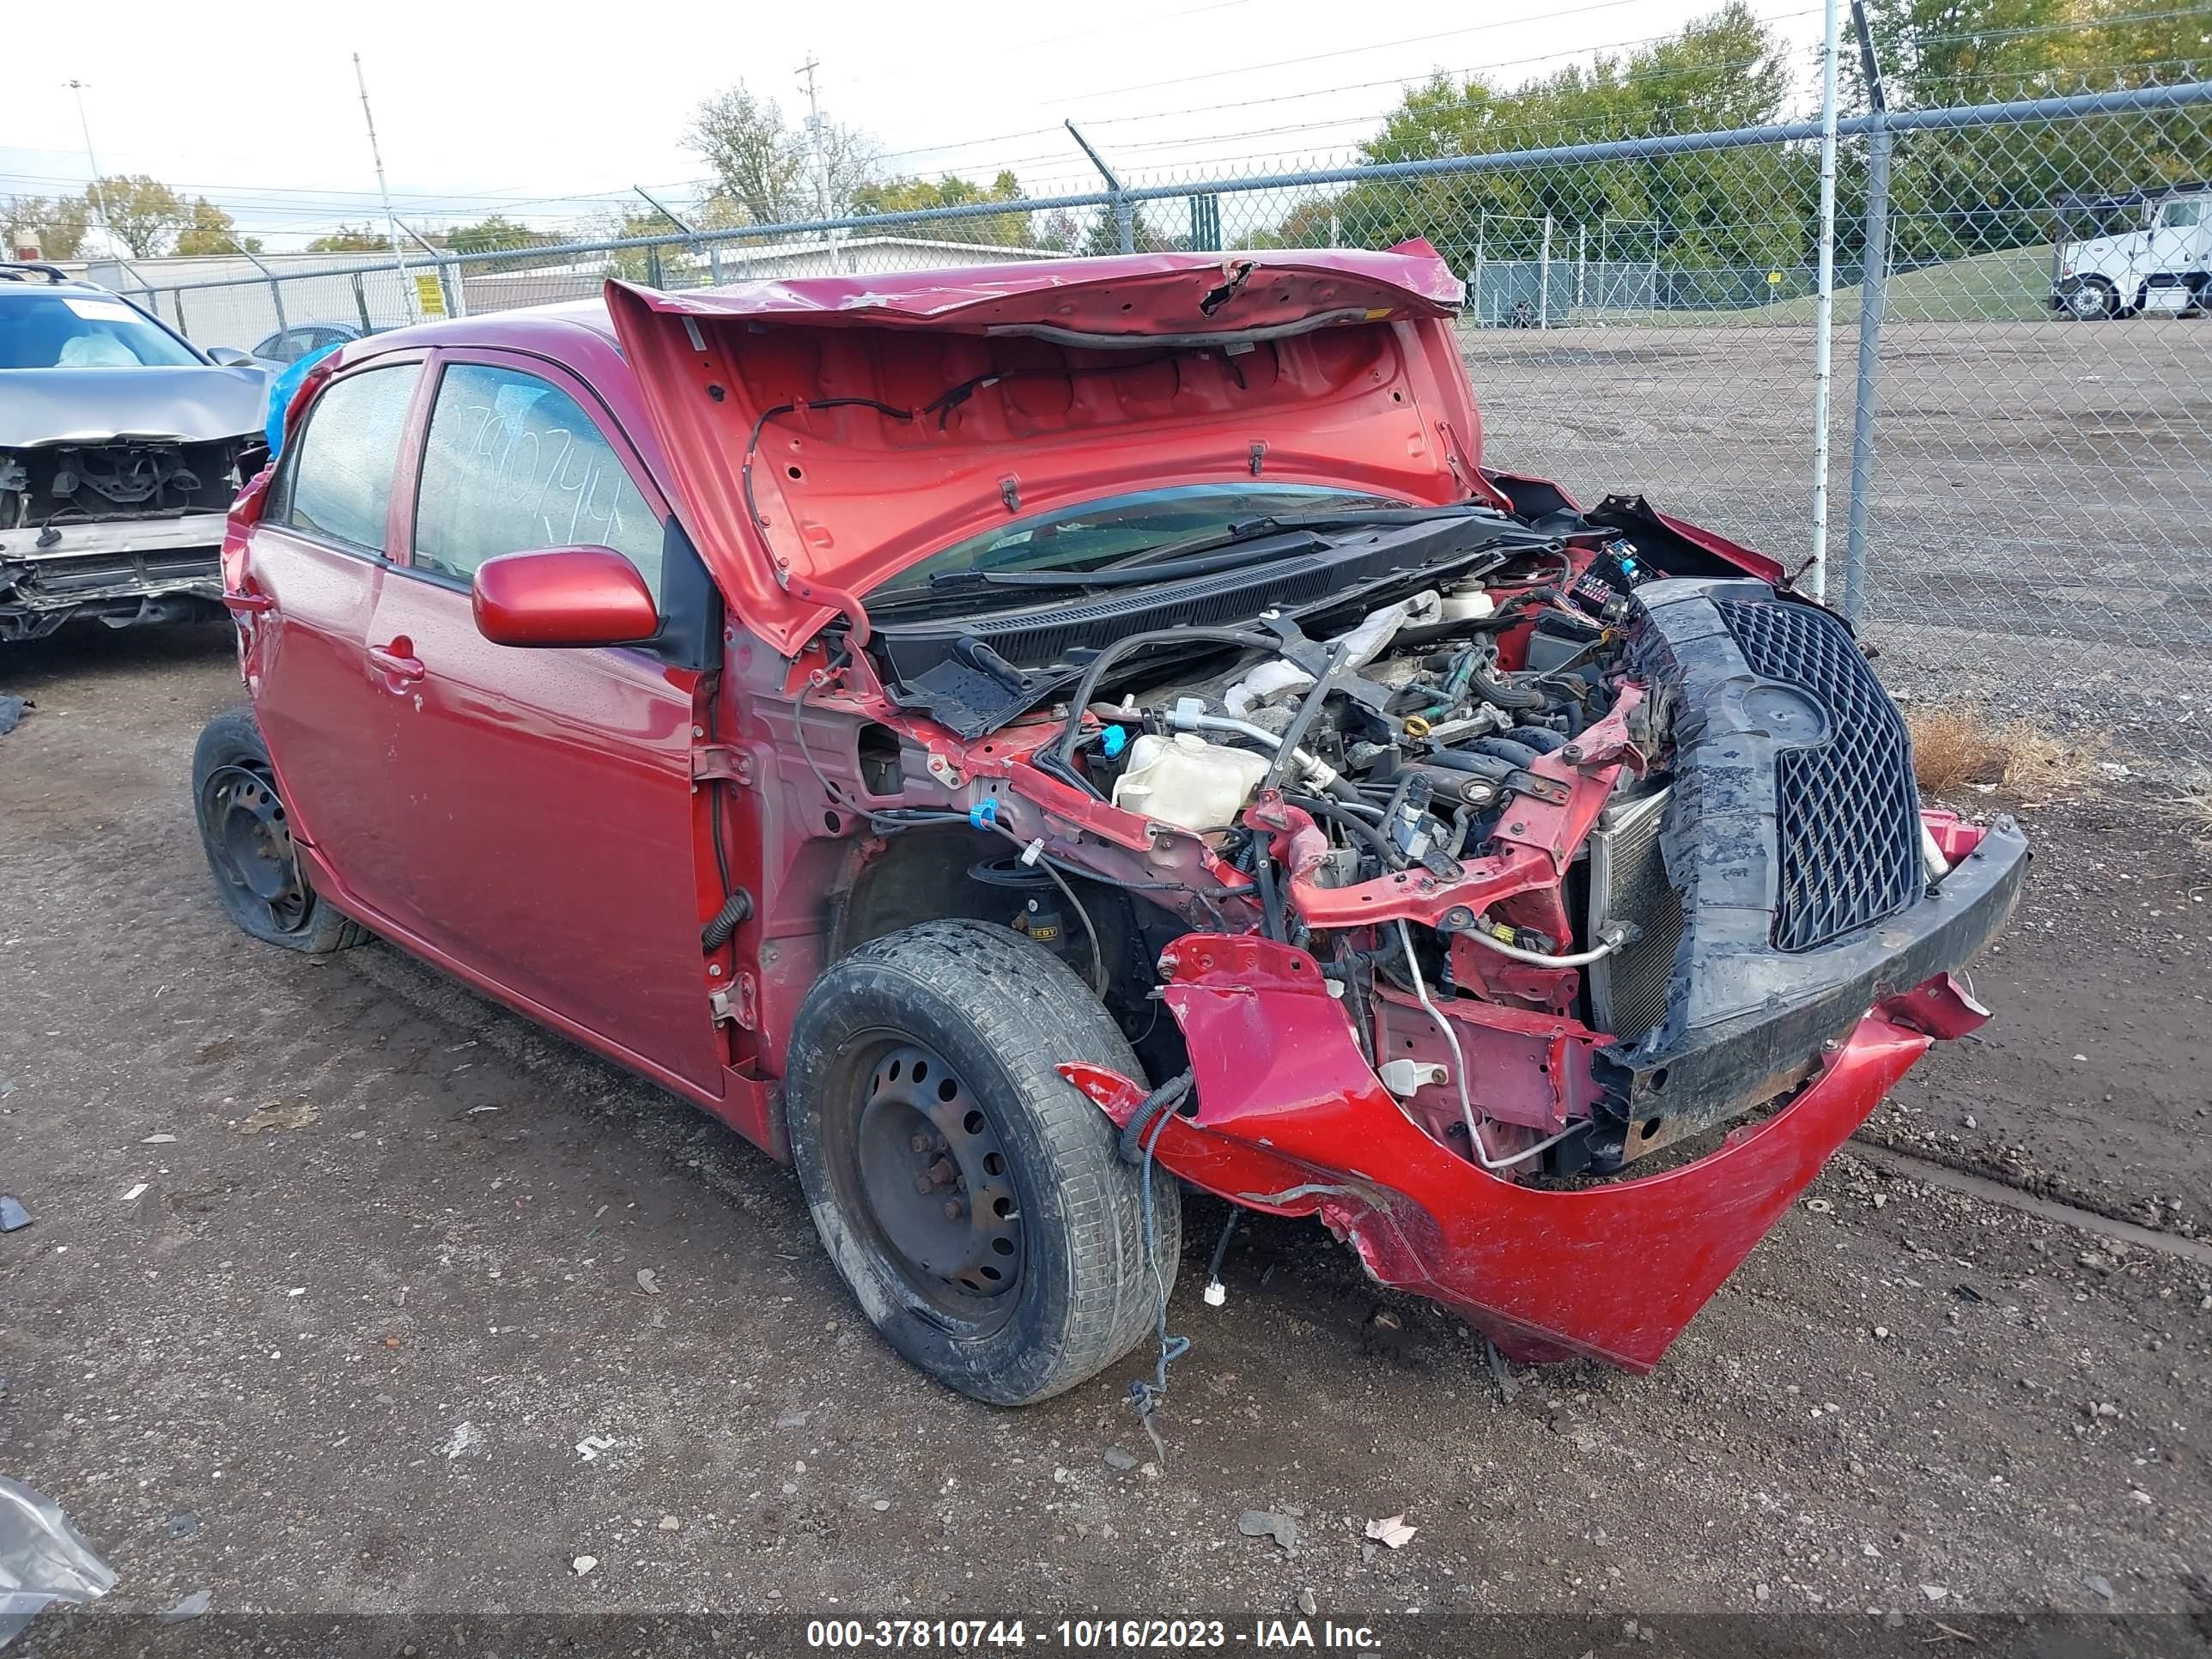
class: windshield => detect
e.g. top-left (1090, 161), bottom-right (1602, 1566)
top-left (0, 293), bottom-right (204, 370)
top-left (874, 483), bottom-right (1396, 596)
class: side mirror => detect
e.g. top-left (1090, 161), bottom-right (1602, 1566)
top-left (471, 547), bottom-right (659, 648)
top-left (206, 345), bottom-right (258, 368)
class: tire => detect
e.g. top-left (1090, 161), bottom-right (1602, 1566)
top-left (2065, 278), bottom-right (2118, 320)
top-left (191, 703), bottom-right (370, 954)
top-left (785, 920), bottom-right (1178, 1406)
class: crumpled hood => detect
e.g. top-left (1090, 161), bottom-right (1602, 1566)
top-left (605, 241), bottom-right (1487, 655)
top-left (0, 365), bottom-right (270, 449)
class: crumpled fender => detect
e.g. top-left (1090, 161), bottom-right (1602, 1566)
top-left (1062, 935), bottom-right (1974, 1370)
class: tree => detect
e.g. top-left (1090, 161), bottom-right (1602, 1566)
top-left (851, 169), bottom-right (1033, 246)
top-left (687, 82), bottom-right (878, 225)
top-left (586, 206), bottom-right (702, 283)
top-left (1079, 206), bottom-right (1175, 256)
top-left (82, 174), bottom-right (190, 258)
top-left (173, 197), bottom-right (261, 257)
top-left (1290, 5), bottom-right (1804, 281)
top-left (305, 224), bottom-right (395, 252)
top-left (445, 215), bottom-right (553, 255)
top-left (1, 194), bottom-right (88, 259)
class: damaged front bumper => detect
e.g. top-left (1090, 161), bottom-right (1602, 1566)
top-left (0, 513), bottom-right (228, 641)
top-left (1065, 816), bottom-right (2027, 1370)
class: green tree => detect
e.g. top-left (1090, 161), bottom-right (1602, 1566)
top-left (82, 174), bottom-right (190, 258)
top-left (445, 215), bottom-right (551, 255)
top-left (1, 194), bottom-right (89, 259)
top-left (850, 170), bottom-right (1033, 246)
top-left (588, 205), bottom-right (702, 284)
top-left (1291, 5), bottom-right (1804, 283)
top-left (173, 197), bottom-right (261, 256)
top-left (305, 224), bottom-right (394, 253)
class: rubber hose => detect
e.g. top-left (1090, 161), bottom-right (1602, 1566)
top-left (1469, 736), bottom-right (1542, 769)
top-left (1117, 1071), bottom-right (1194, 1165)
top-left (1504, 725), bottom-right (1568, 754)
top-left (1466, 658), bottom-right (1547, 711)
top-left (1422, 748), bottom-right (1518, 784)
top-left (700, 888), bottom-right (754, 951)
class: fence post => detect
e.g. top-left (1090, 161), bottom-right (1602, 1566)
top-left (1539, 213), bottom-right (1553, 328)
top-left (1807, 0), bottom-right (1842, 603)
top-left (1843, 0), bottom-right (1890, 625)
top-left (1577, 222), bottom-right (1587, 310)
top-left (1065, 121), bottom-right (1135, 254)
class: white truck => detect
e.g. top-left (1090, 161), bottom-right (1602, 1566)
top-left (2052, 181), bottom-right (2212, 319)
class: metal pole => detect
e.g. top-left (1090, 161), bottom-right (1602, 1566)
top-left (65, 80), bottom-right (118, 261)
top-left (1577, 221), bottom-right (1587, 310)
top-left (224, 234), bottom-right (288, 332)
top-left (1474, 212), bottom-right (1486, 323)
top-left (1843, 0), bottom-right (1890, 624)
top-left (1807, 0), bottom-right (1842, 602)
top-left (798, 55), bottom-right (835, 267)
top-left (635, 185), bottom-right (717, 284)
top-left (394, 219), bottom-right (461, 317)
top-left (1540, 212), bottom-right (1553, 328)
top-left (1066, 121), bottom-right (1134, 254)
top-left (353, 53), bottom-right (416, 322)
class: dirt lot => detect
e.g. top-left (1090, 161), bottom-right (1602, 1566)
top-left (2, 625), bottom-right (2209, 1644)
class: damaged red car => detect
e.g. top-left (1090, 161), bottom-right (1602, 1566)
top-left (195, 241), bottom-right (2027, 1404)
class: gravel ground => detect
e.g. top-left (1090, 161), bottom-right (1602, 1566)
top-left (2, 625), bottom-right (2209, 1644)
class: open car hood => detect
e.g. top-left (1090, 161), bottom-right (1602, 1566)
top-left (604, 241), bottom-right (1490, 655)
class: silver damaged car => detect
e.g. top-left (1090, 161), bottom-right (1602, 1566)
top-left (1, 263), bottom-right (269, 641)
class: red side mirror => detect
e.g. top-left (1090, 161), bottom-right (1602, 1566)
top-left (471, 546), bottom-right (659, 648)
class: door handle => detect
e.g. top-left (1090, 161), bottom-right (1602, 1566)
top-left (368, 641), bottom-right (426, 683)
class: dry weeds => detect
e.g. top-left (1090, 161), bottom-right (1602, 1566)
top-left (1904, 705), bottom-right (2098, 805)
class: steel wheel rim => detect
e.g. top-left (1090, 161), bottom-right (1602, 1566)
top-left (851, 1040), bottom-right (1024, 1323)
top-left (203, 762), bottom-right (312, 933)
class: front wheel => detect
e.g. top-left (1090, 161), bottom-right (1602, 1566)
top-left (2064, 278), bottom-right (2118, 320)
top-left (785, 921), bottom-right (1178, 1405)
top-left (191, 704), bottom-right (368, 953)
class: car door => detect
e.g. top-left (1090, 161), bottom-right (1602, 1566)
top-left (239, 355), bottom-right (427, 915)
top-left (362, 349), bottom-right (724, 1093)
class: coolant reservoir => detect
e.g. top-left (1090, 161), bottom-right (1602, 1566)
top-left (1440, 586), bottom-right (1495, 623)
top-left (1110, 732), bottom-right (1272, 835)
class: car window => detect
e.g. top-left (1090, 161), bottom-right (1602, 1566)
top-left (271, 363), bottom-right (421, 552)
top-left (2160, 199), bottom-right (2203, 228)
top-left (0, 292), bottom-right (203, 369)
top-left (252, 331), bottom-right (286, 361)
top-left (411, 362), bottom-right (663, 593)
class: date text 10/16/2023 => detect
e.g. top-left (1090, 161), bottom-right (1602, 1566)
top-left (805, 1620), bottom-right (1385, 1650)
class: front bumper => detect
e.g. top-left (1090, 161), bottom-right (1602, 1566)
top-left (1069, 945), bottom-right (1983, 1370)
top-left (0, 512), bottom-right (227, 641)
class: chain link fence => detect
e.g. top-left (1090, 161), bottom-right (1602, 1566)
top-left (116, 82), bottom-right (2212, 757)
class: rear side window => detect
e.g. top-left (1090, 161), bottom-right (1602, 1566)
top-left (272, 363), bottom-right (421, 552)
top-left (411, 362), bottom-right (663, 592)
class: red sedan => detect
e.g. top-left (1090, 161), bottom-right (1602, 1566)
top-left (195, 243), bottom-right (2027, 1404)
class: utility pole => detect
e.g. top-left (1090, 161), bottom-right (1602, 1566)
top-left (353, 52), bottom-right (417, 321)
top-left (797, 55), bottom-right (833, 240)
top-left (64, 81), bottom-right (116, 260)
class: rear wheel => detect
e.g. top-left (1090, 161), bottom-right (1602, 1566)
top-left (191, 705), bottom-right (368, 953)
top-left (785, 920), bottom-right (1177, 1405)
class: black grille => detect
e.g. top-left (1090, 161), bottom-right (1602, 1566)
top-left (1719, 599), bottom-right (1922, 951)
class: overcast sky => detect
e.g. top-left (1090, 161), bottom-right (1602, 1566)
top-left (6, 0), bottom-right (1828, 252)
